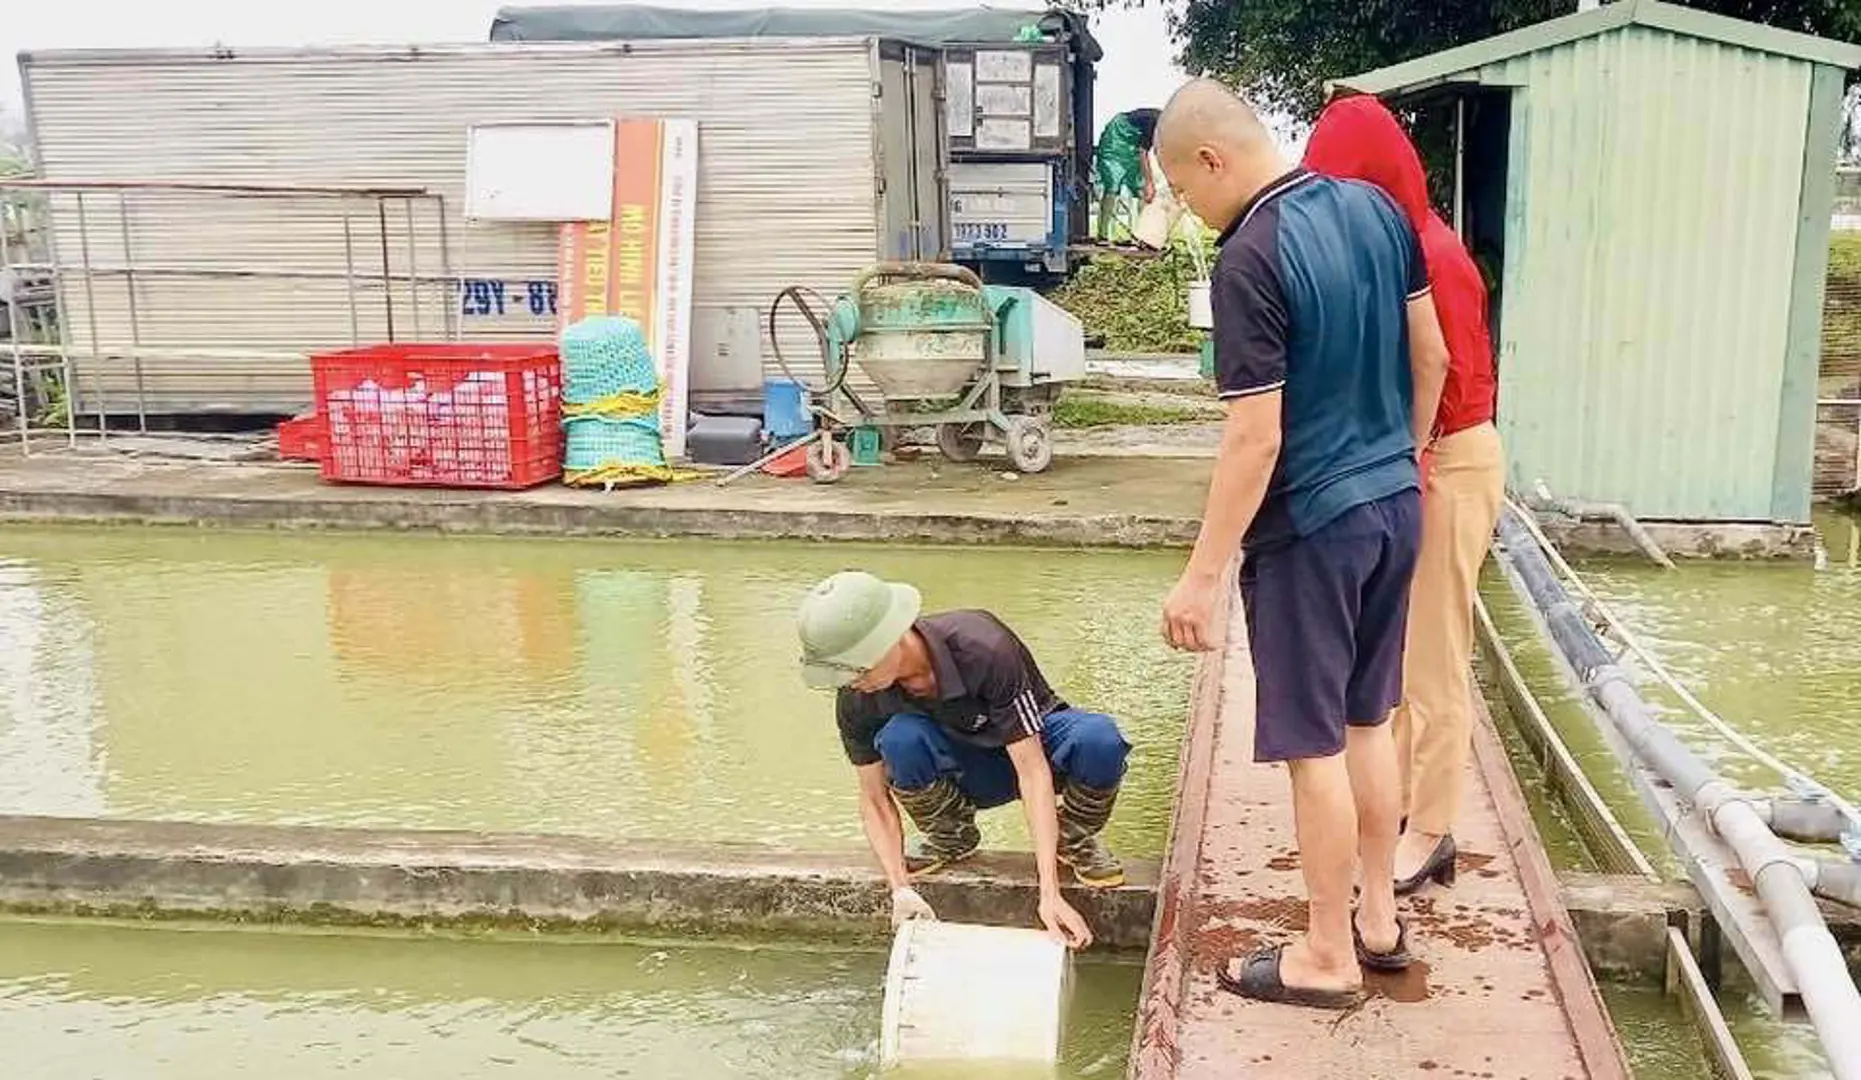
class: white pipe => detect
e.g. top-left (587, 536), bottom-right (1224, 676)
top-left (1710, 792), bottom-right (1861, 1071)
top-left (1530, 481), bottom-right (1674, 568)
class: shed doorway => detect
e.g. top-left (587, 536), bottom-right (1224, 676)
top-left (1454, 89), bottom-right (1514, 355)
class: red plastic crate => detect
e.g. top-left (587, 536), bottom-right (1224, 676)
top-left (311, 343), bottom-right (563, 490)
top-left (276, 413), bottom-right (323, 462)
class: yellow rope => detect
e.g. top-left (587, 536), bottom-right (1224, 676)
top-left (562, 390), bottom-right (660, 421)
top-left (563, 464), bottom-right (679, 489)
top-left (564, 464), bottom-right (711, 488)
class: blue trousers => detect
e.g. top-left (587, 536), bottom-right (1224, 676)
top-left (874, 710), bottom-right (1130, 809)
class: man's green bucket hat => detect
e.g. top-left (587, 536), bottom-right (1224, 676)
top-left (797, 571), bottom-right (922, 689)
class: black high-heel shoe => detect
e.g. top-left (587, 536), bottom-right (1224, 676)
top-left (1394, 835), bottom-right (1457, 896)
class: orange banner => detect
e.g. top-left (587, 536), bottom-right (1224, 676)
top-left (557, 119), bottom-right (664, 341)
top-left (556, 117), bottom-right (698, 460)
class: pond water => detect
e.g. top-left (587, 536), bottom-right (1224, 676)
top-left (1575, 513), bottom-right (1861, 800)
top-left (1482, 512), bottom-right (1861, 1080)
top-left (0, 528), bottom-right (1192, 1078)
top-left (0, 528), bottom-right (1193, 858)
top-left (0, 918), bottom-right (1141, 1080)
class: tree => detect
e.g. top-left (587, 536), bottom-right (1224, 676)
top-left (1081, 1), bottom-right (1861, 123)
top-left (0, 103), bottom-right (31, 177)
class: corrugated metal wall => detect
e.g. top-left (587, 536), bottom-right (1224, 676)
top-left (1489, 26), bottom-right (1812, 520)
top-left (22, 40), bottom-right (889, 413)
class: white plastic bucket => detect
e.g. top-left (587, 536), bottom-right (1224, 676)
top-left (1187, 281), bottom-right (1214, 331)
top-left (879, 921), bottom-right (1072, 1068)
top-left (1132, 200), bottom-right (1173, 250)
top-left (1131, 172), bottom-right (1183, 251)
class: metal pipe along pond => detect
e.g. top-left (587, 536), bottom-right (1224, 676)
top-left (1497, 506), bottom-right (1861, 1078)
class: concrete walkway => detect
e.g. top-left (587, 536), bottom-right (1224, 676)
top-left (0, 447), bottom-right (1804, 557)
top-left (1132, 584), bottom-right (1631, 1080)
top-left (0, 449), bottom-right (1211, 547)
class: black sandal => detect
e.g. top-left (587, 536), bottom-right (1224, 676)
top-left (1354, 914), bottom-right (1413, 972)
top-left (1214, 945), bottom-right (1363, 1011)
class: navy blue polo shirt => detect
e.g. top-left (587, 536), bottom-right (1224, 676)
top-left (1213, 169), bottom-right (1428, 550)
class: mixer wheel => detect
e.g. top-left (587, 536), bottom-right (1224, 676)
top-left (936, 423), bottom-right (986, 464)
top-left (807, 437), bottom-right (852, 484)
top-left (1004, 416), bottom-right (1053, 474)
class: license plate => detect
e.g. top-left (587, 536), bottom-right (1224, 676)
top-left (955, 222), bottom-right (1011, 242)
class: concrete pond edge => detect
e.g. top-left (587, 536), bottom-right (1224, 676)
top-left (0, 464), bottom-right (1824, 558)
top-left (0, 816), bottom-right (1160, 952)
top-left (0, 489), bottom-right (1202, 549)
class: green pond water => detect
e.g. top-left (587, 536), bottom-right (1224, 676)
top-left (0, 918), bottom-right (1141, 1079)
top-left (0, 527), bottom-right (1184, 1077)
top-left (1482, 512), bottom-right (1861, 1080)
top-left (0, 527), bottom-right (1192, 858)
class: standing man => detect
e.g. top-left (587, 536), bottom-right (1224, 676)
top-left (1152, 80), bottom-right (1450, 1009)
top-left (796, 571), bottom-right (1131, 948)
top-left (1094, 106), bottom-right (1161, 240)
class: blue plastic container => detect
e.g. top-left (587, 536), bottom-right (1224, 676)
top-left (763, 378), bottom-right (813, 440)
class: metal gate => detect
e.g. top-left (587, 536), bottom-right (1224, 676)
top-left (0, 180), bottom-right (452, 453)
top-left (1819, 224), bottom-right (1861, 499)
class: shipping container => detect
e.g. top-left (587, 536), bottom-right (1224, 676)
top-left (18, 38), bottom-right (948, 415)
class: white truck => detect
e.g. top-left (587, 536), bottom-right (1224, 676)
top-left (491, 4), bottom-right (1104, 282)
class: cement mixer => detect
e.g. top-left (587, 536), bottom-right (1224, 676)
top-left (768, 262), bottom-right (1087, 483)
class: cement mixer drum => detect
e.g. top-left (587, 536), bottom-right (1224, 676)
top-left (847, 264), bottom-right (993, 401)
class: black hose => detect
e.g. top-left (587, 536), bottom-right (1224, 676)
top-left (767, 285), bottom-right (848, 399)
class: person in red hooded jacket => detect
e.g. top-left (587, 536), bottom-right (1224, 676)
top-left (1303, 93), bottom-right (1506, 896)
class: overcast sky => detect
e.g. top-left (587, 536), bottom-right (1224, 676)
top-left (1, 0), bottom-right (1189, 143)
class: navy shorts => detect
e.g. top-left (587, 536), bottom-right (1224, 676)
top-left (1240, 489), bottom-right (1422, 762)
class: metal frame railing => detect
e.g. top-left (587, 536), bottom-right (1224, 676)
top-left (1822, 219), bottom-right (1861, 497)
top-left (0, 179), bottom-right (457, 455)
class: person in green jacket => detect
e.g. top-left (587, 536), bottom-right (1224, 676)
top-left (1094, 107), bottom-right (1160, 240)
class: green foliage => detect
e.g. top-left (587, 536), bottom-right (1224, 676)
top-left (1050, 238), bottom-right (1214, 354)
top-left (33, 375), bottom-right (70, 430)
top-left (1830, 232), bottom-right (1861, 284)
top-left (1824, 234), bottom-right (1861, 385)
top-left (1054, 394), bottom-right (1207, 428)
top-left (1081, 1), bottom-right (1861, 122)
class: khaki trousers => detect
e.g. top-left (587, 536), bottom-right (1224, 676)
top-left (1394, 421), bottom-right (1506, 836)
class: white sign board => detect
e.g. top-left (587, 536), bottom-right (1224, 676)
top-left (464, 121), bottom-right (616, 222)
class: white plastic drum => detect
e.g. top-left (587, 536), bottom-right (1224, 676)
top-left (1186, 281), bottom-right (1215, 331)
top-left (879, 920), bottom-right (1073, 1068)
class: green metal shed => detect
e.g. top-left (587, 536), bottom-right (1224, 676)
top-left (1336, 0), bottom-right (1861, 523)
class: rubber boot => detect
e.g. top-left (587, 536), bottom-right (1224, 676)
top-left (1058, 779), bottom-right (1125, 888)
top-left (891, 777), bottom-right (981, 878)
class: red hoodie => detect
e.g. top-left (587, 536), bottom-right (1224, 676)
top-left (1303, 95), bottom-right (1497, 438)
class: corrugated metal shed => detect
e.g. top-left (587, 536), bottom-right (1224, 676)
top-left (1338, 0), bottom-right (1861, 522)
top-left (19, 39), bottom-right (940, 413)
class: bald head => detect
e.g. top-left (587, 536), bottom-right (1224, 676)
top-left (1154, 78), bottom-right (1287, 232)
top-left (1156, 78), bottom-right (1271, 161)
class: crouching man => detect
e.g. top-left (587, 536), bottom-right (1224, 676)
top-left (797, 571), bottom-right (1131, 948)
